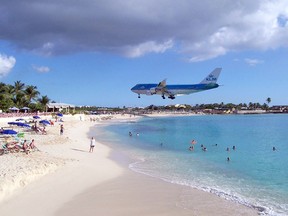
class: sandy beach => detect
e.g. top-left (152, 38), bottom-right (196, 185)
top-left (0, 114), bottom-right (258, 216)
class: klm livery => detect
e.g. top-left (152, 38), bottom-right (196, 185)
top-left (131, 68), bottom-right (222, 99)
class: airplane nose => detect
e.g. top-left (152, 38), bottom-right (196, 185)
top-left (131, 85), bottom-right (137, 92)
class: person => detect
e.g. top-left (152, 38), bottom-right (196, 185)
top-left (226, 147), bottom-right (230, 151)
top-left (129, 131), bottom-right (132, 137)
top-left (29, 139), bottom-right (35, 149)
top-left (227, 157), bottom-right (230, 162)
top-left (273, 146), bottom-right (276, 151)
top-left (191, 139), bottom-right (197, 145)
top-left (232, 145), bottom-right (236, 150)
top-left (89, 137), bottom-right (96, 152)
top-left (60, 124), bottom-right (64, 135)
top-left (22, 140), bottom-right (29, 154)
top-left (189, 146), bottom-right (194, 151)
top-left (50, 120), bottom-right (54, 126)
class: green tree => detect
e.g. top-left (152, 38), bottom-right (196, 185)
top-left (24, 85), bottom-right (40, 103)
top-left (266, 97), bottom-right (271, 106)
top-left (38, 95), bottom-right (50, 111)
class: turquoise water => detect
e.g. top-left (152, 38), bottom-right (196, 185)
top-left (95, 114), bottom-right (288, 215)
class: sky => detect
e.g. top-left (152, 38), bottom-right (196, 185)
top-left (1, 0), bottom-right (288, 107)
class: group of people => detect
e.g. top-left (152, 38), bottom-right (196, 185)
top-left (1, 139), bottom-right (37, 155)
top-left (32, 121), bottom-right (47, 135)
top-left (188, 139), bottom-right (237, 162)
top-left (129, 131), bottom-right (139, 137)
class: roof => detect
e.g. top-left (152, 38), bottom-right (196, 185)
top-left (47, 103), bottom-right (75, 108)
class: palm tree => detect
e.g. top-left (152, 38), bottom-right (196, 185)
top-left (266, 97), bottom-right (271, 106)
top-left (24, 85), bottom-right (40, 103)
top-left (0, 83), bottom-right (13, 111)
top-left (13, 80), bottom-right (25, 95)
top-left (38, 95), bottom-right (50, 112)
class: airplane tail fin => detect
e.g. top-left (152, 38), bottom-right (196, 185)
top-left (200, 68), bottom-right (222, 84)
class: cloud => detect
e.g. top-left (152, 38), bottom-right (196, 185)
top-left (245, 58), bottom-right (264, 66)
top-left (123, 39), bottom-right (174, 58)
top-left (1, 0), bottom-right (288, 60)
top-left (32, 65), bottom-right (50, 73)
top-left (0, 54), bottom-right (16, 77)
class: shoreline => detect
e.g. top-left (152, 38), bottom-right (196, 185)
top-left (0, 114), bottom-right (258, 215)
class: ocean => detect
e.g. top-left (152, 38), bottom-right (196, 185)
top-left (95, 114), bottom-right (288, 216)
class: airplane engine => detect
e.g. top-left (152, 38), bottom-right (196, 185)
top-left (150, 87), bottom-right (157, 94)
top-left (146, 90), bottom-right (153, 95)
top-left (145, 87), bottom-right (158, 95)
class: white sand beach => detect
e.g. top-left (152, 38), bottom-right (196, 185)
top-left (0, 114), bottom-right (258, 216)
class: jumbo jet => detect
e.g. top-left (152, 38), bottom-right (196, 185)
top-left (131, 68), bottom-right (222, 99)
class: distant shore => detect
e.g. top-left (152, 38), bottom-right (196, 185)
top-left (0, 114), bottom-right (258, 215)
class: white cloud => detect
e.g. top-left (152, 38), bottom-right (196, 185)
top-left (0, 54), bottom-right (16, 77)
top-left (124, 39), bottom-right (174, 58)
top-left (32, 65), bottom-right (50, 73)
top-left (245, 58), bottom-right (264, 66)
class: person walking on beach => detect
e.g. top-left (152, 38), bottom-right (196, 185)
top-left (60, 124), bottom-right (64, 135)
top-left (89, 137), bottom-right (96, 153)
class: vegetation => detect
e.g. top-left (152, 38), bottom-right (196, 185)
top-left (0, 81), bottom-right (50, 112)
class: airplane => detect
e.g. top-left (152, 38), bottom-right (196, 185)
top-left (131, 68), bottom-right (222, 99)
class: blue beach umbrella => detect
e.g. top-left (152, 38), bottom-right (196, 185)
top-left (21, 107), bottom-right (30, 110)
top-left (39, 120), bottom-right (50, 125)
top-left (8, 122), bottom-right (18, 125)
top-left (9, 107), bottom-right (19, 111)
top-left (33, 116), bottom-right (41, 119)
top-left (17, 122), bottom-right (31, 128)
top-left (16, 118), bottom-right (25, 121)
top-left (56, 113), bottom-right (63, 117)
top-left (2, 129), bottom-right (18, 135)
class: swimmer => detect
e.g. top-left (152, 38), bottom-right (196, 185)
top-left (226, 147), bottom-right (230, 151)
top-left (272, 146), bottom-right (276, 151)
top-left (227, 157), bottom-right (230, 162)
top-left (189, 146), bottom-right (194, 151)
top-left (232, 146), bottom-right (236, 150)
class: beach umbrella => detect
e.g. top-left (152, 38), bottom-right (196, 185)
top-left (33, 115), bottom-right (41, 119)
top-left (16, 122), bottom-right (31, 128)
top-left (9, 107), bottom-right (19, 111)
top-left (8, 122), bottom-right (19, 125)
top-left (39, 120), bottom-right (50, 125)
top-left (20, 107), bottom-right (30, 110)
top-left (2, 129), bottom-right (17, 135)
top-left (56, 113), bottom-right (63, 117)
top-left (15, 118), bottom-right (25, 121)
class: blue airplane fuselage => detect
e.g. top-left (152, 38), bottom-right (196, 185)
top-left (131, 83), bottom-right (219, 95)
top-left (131, 68), bottom-right (222, 99)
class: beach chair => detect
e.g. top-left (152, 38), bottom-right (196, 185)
top-left (17, 132), bottom-right (25, 138)
top-left (0, 144), bottom-right (9, 155)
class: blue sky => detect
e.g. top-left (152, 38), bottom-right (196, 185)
top-left (1, 0), bottom-right (288, 107)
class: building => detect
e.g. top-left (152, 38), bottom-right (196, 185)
top-left (46, 103), bottom-right (75, 113)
